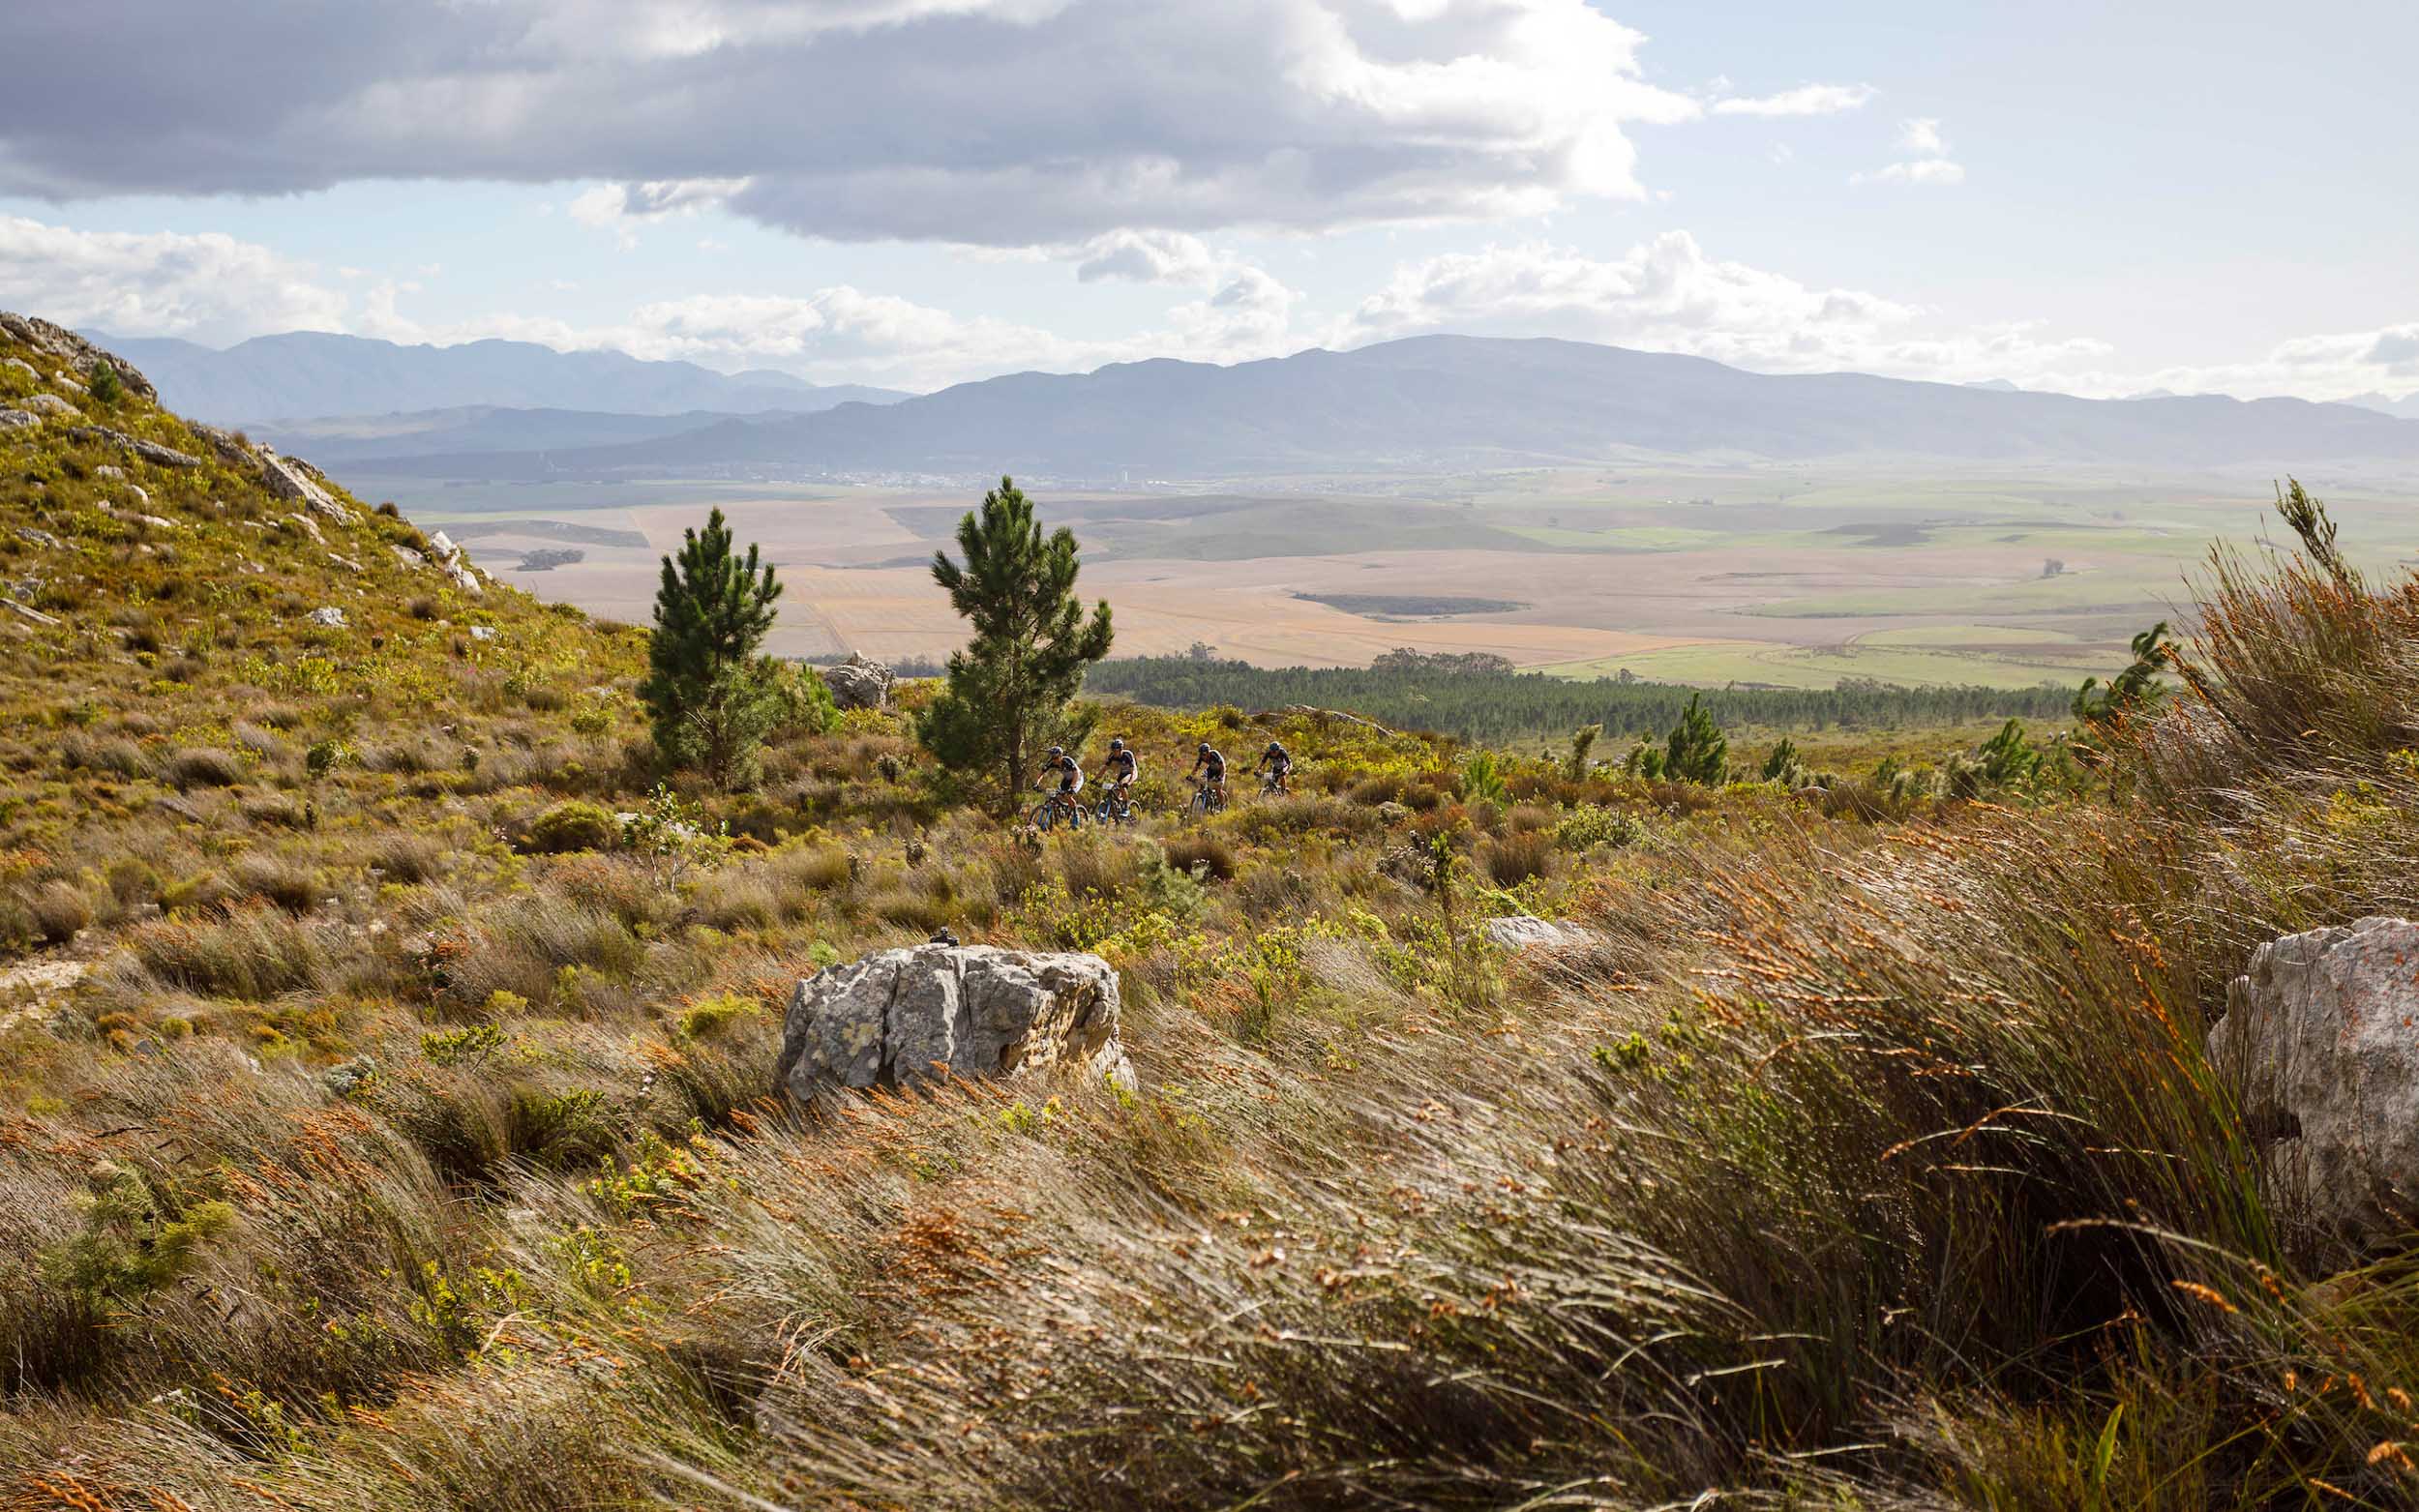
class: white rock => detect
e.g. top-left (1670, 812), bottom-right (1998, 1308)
top-left (391, 545), bottom-right (427, 568)
top-left (306, 607), bottom-right (349, 629)
top-left (1484, 915), bottom-right (1597, 952)
top-left (428, 530), bottom-right (461, 563)
top-left (257, 448), bottom-right (351, 523)
top-left (469, 625), bottom-right (496, 640)
top-left (92, 463), bottom-right (125, 480)
top-left (0, 410), bottom-right (37, 432)
top-left (775, 944), bottom-right (1134, 1104)
top-left (22, 393), bottom-right (78, 418)
top-left (2210, 916), bottom-right (2419, 1245)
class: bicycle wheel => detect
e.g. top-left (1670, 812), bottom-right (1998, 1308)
top-left (1028, 801), bottom-right (1057, 832)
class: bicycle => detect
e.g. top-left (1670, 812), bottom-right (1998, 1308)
top-left (1258, 770), bottom-right (1291, 798)
top-left (1029, 787), bottom-right (1087, 832)
top-left (1187, 777), bottom-right (1227, 819)
top-left (1095, 783), bottom-right (1139, 827)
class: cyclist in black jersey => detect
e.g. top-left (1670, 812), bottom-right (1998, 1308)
top-left (1102, 737), bottom-right (1139, 805)
top-left (1189, 741), bottom-right (1227, 810)
top-left (1254, 739), bottom-right (1294, 793)
top-left (1038, 746), bottom-right (1082, 799)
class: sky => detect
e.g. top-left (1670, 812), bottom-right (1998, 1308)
top-left (0, 0), bottom-right (2411, 400)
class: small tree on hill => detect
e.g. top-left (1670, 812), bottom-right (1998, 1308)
top-left (1567, 723), bottom-right (1601, 781)
top-left (916, 478), bottom-right (1114, 807)
top-left (1661, 693), bottom-right (1729, 785)
top-left (1760, 736), bottom-right (1808, 787)
top-left (641, 507), bottom-right (783, 787)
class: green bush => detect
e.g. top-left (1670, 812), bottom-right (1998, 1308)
top-left (528, 800), bottom-right (620, 854)
top-left (1555, 804), bottom-right (1645, 850)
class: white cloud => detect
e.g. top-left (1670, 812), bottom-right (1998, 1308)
top-left (0, 215), bottom-right (348, 343)
top-left (1073, 230), bottom-right (1222, 285)
top-left (1897, 117), bottom-right (1948, 156)
top-left (2040, 319), bottom-right (2419, 401)
top-left (1856, 158), bottom-right (1965, 187)
top-left (1333, 233), bottom-right (2107, 382)
top-left (1853, 116), bottom-right (1963, 187)
top-left (0, 0), bottom-right (1700, 246)
top-left (1712, 82), bottom-right (1875, 117)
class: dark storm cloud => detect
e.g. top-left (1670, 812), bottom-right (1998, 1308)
top-left (0, 0), bottom-right (1699, 243)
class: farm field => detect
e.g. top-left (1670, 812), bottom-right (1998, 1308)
top-left (352, 461), bottom-right (2419, 684)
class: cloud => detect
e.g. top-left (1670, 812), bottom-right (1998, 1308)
top-left (0, 0), bottom-right (1699, 245)
top-left (1333, 233), bottom-right (2108, 382)
top-left (1856, 158), bottom-right (1965, 187)
top-left (1896, 117), bottom-right (1948, 156)
top-left (1073, 230), bottom-right (1222, 285)
top-left (0, 215), bottom-right (348, 343)
top-left (1711, 82), bottom-right (1875, 118)
top-left (1852, 116), bottom-right (1963, 187)
top-left (2046, 319), bottom-right (2419, 401)
top-left (570, 177), bottom-right (750, 248)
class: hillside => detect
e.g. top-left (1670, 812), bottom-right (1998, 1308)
top-left (92, 329), bottom-right (911, 426)
top-left (354, 334), bottom-right (2419, 481)
top-left (7, 309), bottom-right (2419, 1509)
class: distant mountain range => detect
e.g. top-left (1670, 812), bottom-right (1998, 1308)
top-left (338, 335), bottom-right (2419, 482)
top-left (2344, 391), bottom-right (2419, 422)
top-left (85, 330), bottom-right (911, 425)
top-left (247, 404), bottom-right (843, 465)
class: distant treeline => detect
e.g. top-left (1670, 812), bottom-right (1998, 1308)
top-left (1084, 651), bottom-right (2077, 742)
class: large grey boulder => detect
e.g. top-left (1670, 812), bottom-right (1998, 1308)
top-left (775, 944), bottom-right (1133, 1104)
top-left (821, 652), bottom-right (893, 712)
top-left (2210, 917), bottom-right (2419, 1244)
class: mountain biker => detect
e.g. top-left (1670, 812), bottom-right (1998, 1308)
top-left (1189, 740), bottom-right (1227, 807)
top-left (1254, 739), bottom-right (1294, 793)
top-left (1102, 736), bottom-right (1139, 806)
top-left (1036, 745), bottom-right (1082, 813)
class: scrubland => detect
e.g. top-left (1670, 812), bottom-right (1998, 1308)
top-left (5, 323), bottom-right (2418, 1509)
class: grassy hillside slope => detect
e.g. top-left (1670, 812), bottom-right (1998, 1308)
top-left (4, 313), bottom-right (2415, 1510)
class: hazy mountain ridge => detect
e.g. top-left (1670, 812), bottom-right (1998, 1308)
top-left (88, 329), bottom-right (911, 426)
top-left (345, 335), bottom-right (2419, 482)
top-left (249, 404), bottom-right (841, 464)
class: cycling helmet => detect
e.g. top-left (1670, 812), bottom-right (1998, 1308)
top-left (1046, 745), bottom-right (1064, 757)
top-left (1197, 741), bottom-right (1211, 754)
top-left (1109, 737), bottom-right (1126, 752)
top-left (1266, 741), bottom-right (1283, 753)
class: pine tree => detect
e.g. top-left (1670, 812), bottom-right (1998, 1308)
top-left (640, 507), bottom-right (784, 787)
top-left (916, 478), bottom-right (1114, 807)
top-left (1661, 693), bottom-right (1728, 785)
top-left (1760, 735), bottom-right (1807, 786)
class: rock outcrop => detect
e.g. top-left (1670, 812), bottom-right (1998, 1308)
top-left (775, 944), bottom-right (1133, 1104)
top-left (822, 652), bottom-right (894, 712)
top-left (0, 313), bottom-right (155, 400)
top-left (257, 448), bottom-right (351, 521)
top-left (62, 427), bottom-right (203, 469)
top-left (1484, 915), bottom-right (1596, 952)
top-left (2209, 916), bottom-right (2419, 1244)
